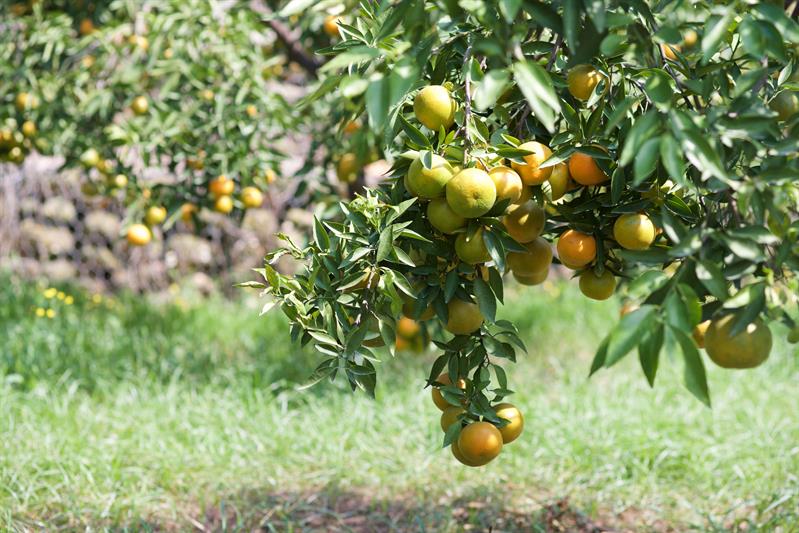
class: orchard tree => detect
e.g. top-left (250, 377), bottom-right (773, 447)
top-left (258, 0), bottom-right (799, 468)
top-left (1, 0), bottom-right (298, 244)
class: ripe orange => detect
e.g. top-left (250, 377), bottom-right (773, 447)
top-left (181, 203), bottom-right (197, 222)
top-left (445, 168), bottom-right (497, 218)
top-left (15, 92), bottom-right (39, 111)
top-left (396, 317), bottom-right (421, 339)
top-left (557, 229), bottom-right (596, 268)
top-left (21, 121), bottom-right (36, 138)
top-left (683, 30), bottom-right (699, 48)
top-left (567, 64), bottom-right (607, 101)
top-left (145, 206), bottom-right (167, 226)
top-left (241, 186), bottom-right (264, 208)
top-left (413, 85), bottom-right (457, 131)
top-left (80, 148), bottom-right (101, 168)
top-left (79, 18), bottom-right (95, 35)
top-left (209, 175), bottom-right (235, 198)
top-left (431, 373), bottom-right (467, 411)
top-left (131, 95), bottom-right (149, 115)
top-left (503, 201), bottom-right (545, 243)
top-left (613, 213), bottom-right (656, 250)
top-left (488, 166), bottom-right (523, 204)
top-left (323, 15), bottom-right (342, 37)
top-left (494, 403), bottom-right (524, 444)
top-left (705, 315), bottom-right (773, 369)
top-left (510, 141), bottom-right (553, 185)
top-left (427, 198), bottom-right (466, 234)
top-left (457, 422), bottom-right (503, 466)
top-left (407, 154), bottom-right (455, 198)
top-left (516, 185), bottom-right (532, 205)
top-left (214, 195), bottom-right (234, 214)
top-left (455, 228), bottom-right (490, 265)
top-left (451, 440), bottom-right (482, 467)
top-left (692, 320), bottom-right (711, 349)
top-left (445, 298), bottom-right (484, 335)
top-left (246, 105), bottom-right (258, 118)
top-left (336, 153), bottom-right (360, 183)
top-left (440, 406), bottom-right (465, 432)
top-left (579, 269), bottom-right (616, 300)
top-left (568, 151), bottom-right (608, 186)
top-left (126, 224), bottom-right (151, 246)
top-left (507, 237), bottom-right (552, 276)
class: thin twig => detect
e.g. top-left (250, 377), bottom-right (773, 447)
top-left (251, 1), bottom-right (323, 75)
top-left (546, 34), bottom-right (563, 72)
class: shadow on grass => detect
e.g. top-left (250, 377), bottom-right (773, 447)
top-left (133, 488), bottom-right (614, 532)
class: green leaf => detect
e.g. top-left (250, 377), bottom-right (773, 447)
top-left (313, 216), bottom-right (330, 250)
top-left (643, 69), bottom-right (674, 108)
top-left (605, 305), bottom-right (658, 367)
top-left (513, 61), bottom-right (561, 133)
top-left (659, 133), bottom-right (686, 185)
top-left (619, 110), bottom-right (658, 167)
top-left (562, 0), bottom-right (581, 52)
top-left (399, 114), bottom-right (432, 148)
top-left (671, 326), bottom-right (711, 407)
top-left (473, 278), bottom-right (497, 322)
top-left (695, 260), bottom-right (728, 301)
top-left (638, 322), bottom-right (663, 387)
top-left (702, 9), bottom-right (734, 61)
top-left (633, 136), bottom-right (661, 185)
top-left (474, 69), bottom-right (511, 112)
top-left (376, 226), bottom-right (394, 262)
top-left (728, 285), bottom-right (766, 337)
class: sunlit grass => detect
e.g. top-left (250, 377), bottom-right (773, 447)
top-left (1, 276), bottom-right (797, 530)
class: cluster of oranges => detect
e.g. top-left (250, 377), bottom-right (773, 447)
top-left (0, 93), bottom-right (40, 164)
top-left (431, 373), bottom-right (524, 467)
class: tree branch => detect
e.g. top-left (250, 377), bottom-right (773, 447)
top-left (251, 1), bottom-right (323, 76)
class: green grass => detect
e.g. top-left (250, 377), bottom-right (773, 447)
top-left (1, 275), bottom-right (798, 531)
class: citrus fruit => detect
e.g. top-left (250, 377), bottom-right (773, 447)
top-left (579, 269), bottom-right (616, 300)
top-left (80, 148), bottom-right (101, 168)
top-left (440, 406), bottom-right (465, 432)
top-left (111, 174), bottom-right (127, 188)
top-left (15, 92), bottom-right (39, 111)
top-left (131, 95), bottom-right (149, 115)
top-left (705, 315), bottom-right (773, 369)
top-left (431, 373), bottom-right (467, 411)
top-left (683, 30), bottom-right (699, 48)
top-left (488, 166), bottom-right (523, 203)
top-left (181, 203), bottom-right (197, 222)
top-left (455, 228), bottom-right (491, 265)
top-left (516, 186), bottom-right (532, 205)
top-left (396, 316), bottom-right (421, 339)
top-left (446, 168), bottom-right (496, 218)
top-left (126, 224), bottom-right (151, 246)
top-left (445, 298), bottom-right (484, 335)
top-left (21, 120), bottom-right (36, 138)
top-left (145, 206), bottom-right (167, 226)
top-left (457, 422), bottom-right (503, 466)
top-left (214, 195), bottom-right (234, 214)
top-left (494, 403), bottom-right (524, 444)
top-left (343, 120), bottom-right (360, 134)
top-left (787, 326), bottom-right (799, 344)
top-left (323, 15), bottom-right (341, 37)
top-left (613, 213), bottom-right (656, 250)
top-left (209, 175), bottom-right (234, 198)
top-left (567, 64), bottom-right (607, 101)
top-left (568, 151), bottom-right (608, 186)
top-left (406, 154), bottom-right (455, 198)
top-left (510, 141), bottom-right (553, 185)
top-left (451, 440), bottom-right (482, 467)
top-left (79, 18), bottom-right (95, 35)
top-left (557, 229), bottom-right (596, 268)
top-left (661, 43), bottom-right (681, 61)
top-left (507, 237), bottom-right (552, 276)
top-left (548, 163), bottom-right (571, 201)
top-left (427, 197), bottom-right (466, 234)
top-left (336, 153), bottom-right (359, 183)
top-left (241, 186), bottom-right (264, 208)
top-left (413, 85), bottom-right (456, 131)
top-left (770, 91), bottom-right (799, 121)
top-left (503, 201), bottom-right (545, 243)
top-left (693, 320), bottom-right (711, 349)
top-left (513, 268), bottom-right (549, 286)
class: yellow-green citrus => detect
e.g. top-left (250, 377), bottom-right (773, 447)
top-left (705, 315), bottom-right (772, 369)
top-left (494, 403), bottom-right (524, 444)
top-left (407, 154), bottom-right (455, 199)
top-left (510, 141), bottom-right (553, 185)
top-left (507, 237), bottom-right (552, 276)
top-left (457, 422), bottom-right (503, 466)
top-left (445, 168), bottom-right (496, 218)
top-left (413, 85), bottom-right (457, 131)
top-left (488, 166), bottom-right (523, 204)
top-left (613, 213), bottom-right (656, 250)
top-left (579, 269), bottom-right (616, 300)
top-left (503, 201), bottom-right (545, 244)
top-left (455, 228), bottom-right (491, 265)
top-left (445, 298), bottom-right (484, 335)
top-left (427, 197), bottom-right (466, 234)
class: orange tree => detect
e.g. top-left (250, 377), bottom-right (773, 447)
top-left (0, 0), bottom-right (300, 243)
top-left (258, 0), bottom-right (799, 467)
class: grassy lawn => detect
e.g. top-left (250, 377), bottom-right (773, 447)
top-left (1, 276), bottom-right (797, 531)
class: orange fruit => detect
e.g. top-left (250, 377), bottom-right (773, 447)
top-left (548, 163), bottom-right (572, 201)
top-left (413, 85), bottom-right (457, 131)
top-left (431, 373), bottom-right (467, 411)
top-left (503, 201), bottom-right (545, 244)
top-left (614, 213), bottom-right (656, 250)
top-left (214, 195), bottom-right (234, 214)
top-left (445, 298), bottom-right (484, 335)
top-left (494, 403), bottom-right (524, 444)
top-left (445, 168), bottom-right (496, 218)
top-left (705, 316), bottom-right (772, 369)
top-left (451, 440), bottom-right (482, 467)
top-left (396, 317), bottom-right (421, 339)
top-left (209, 175), bottom-right (235, 198)
top-left (145, 206), bottom-right (167, 226)
top-left (683, 30), bottom-right (699, 48)
top-left (770, 91), bottom-right (799, 121)
top-left (568, 151), bottom-right (608, 186)
top-left (455, 228), bottom-right (491, 265)
top-left (557, 229), bottom-right (596, 268)
top-left (661, 43), bottom-right (681, 61)
top-left (323, 15), bottom-right (342, 37)
top-left (427, 198), bottom-right (466, 234)
top-left (241, 186), bottom-right (264, 208)
top-left (693, 320), bottom-right (711, 349)
top-left (343, 120), bottom-right (360, 134)
top-left (181, 203), bottom-right (197, 222)
top-left (457, 422), bottom-right (503, 466)
top-left (579, 269), bottom-right (616, 300)
top-left (131, 95), bottom-right (149, 115)
top-left (507, 237), bottom-right (552, 276)
top-left (406, 154), bottom-right (455, 198)
top-left (513, 269), bottom-right (548, 286)
top-left (510, 141), bottom-right (553, 185)
top-left (79, 18), bottom-right (95, 35)
top-left (336, 153), bottom-right (360, 183)
top-left (489, 166), bottom-right (523, 203)
top-left (440, 406), bottom-right (465, 432)
top-left (567, 64), bottom-right (607, 101)
top-left (126, 224), bottom-right (151, 246)
top-left (21, 121), bottom-right (37, 138)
